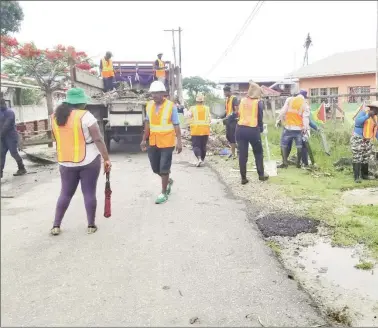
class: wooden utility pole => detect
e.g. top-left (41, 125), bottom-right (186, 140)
top-left (163, 28), bottom-right (183, 103)
top-left (178, 27), bottom-right (182, 73)
top-left (303, 33), bottom-right (312, 67)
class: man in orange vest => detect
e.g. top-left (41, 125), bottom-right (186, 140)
top-left (276, 89), bottom-right (310, 168)
top-left (100, 51), bottom-right (116, 92)
top-left (351, 101), bottom-right (378, 182)
top-left (235, 82), bottom-right (268, 184)
top-left (187, 92), bottom-right (211, 167)
top-left (223, 85), bottom-right (239, 159)
top-left (140, 81), bottom-right (183, 204)
top-left (154, 53), bottom-right (166, 84)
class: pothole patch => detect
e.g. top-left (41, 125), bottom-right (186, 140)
top-left (256, 213), bottom-right (320, 237)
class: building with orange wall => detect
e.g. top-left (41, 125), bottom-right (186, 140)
top-left (288, 49), bottom-right (376, 116)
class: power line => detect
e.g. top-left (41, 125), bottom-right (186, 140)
top-left (205, 1), bottom-right (265, 78)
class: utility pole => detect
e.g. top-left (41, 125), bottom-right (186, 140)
top-left (163, 28), bottom-right (183, 103)
top-left (303, 33), bottom-right (312, 67)
top-left (178, 27), bottom-right (182, 73)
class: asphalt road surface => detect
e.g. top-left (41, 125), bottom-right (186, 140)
top-left (1, 145), bottom-right (326, 327)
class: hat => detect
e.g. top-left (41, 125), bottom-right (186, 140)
top-left (196, 92), bottom-right (205, 102)
top-left (63, 88), bottom-right (91, 105)
top-left (149, 81), bottom-right (166, 93)
top-left (247, 82), bottom-right (262, 98)
top-left (158, 52), bottom-right (163, 56)
top-left (299, 89), bottom-right (308, 99)
top-left (223, 85), bottom-right (231, 92)
top-left (106, 51), bottom-right (112, 57)
top-left (367, 101), bottom-right (378, 109)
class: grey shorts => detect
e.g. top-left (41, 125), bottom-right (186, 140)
top-left (147, 146), bottom-right (174, 175)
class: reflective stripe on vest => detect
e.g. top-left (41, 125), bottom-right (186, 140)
top-left (51, 110), bottom-right (87, 163)
top-left (237, 98), bottom-right (258, 127)
top-left (101, 58), bottom-right (114, 78)
top-left (225, 95), bottom-right (236, 116)
top-left (190, 105), bottom-right (210, 136)
top-left (285, 95), bottom-right (304, 128)
top-left (155, 59), bottom-right (165, 78)
top-left (146, 99), bottom-right (175, 147)
top-left (363, 114), bottom-right (378, 139)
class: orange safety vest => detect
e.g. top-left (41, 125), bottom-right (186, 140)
top-left (225, 95), bottom-right (236, 116)
top-left (285, 95), bottom-right (305, 128)
top-left (147, 99), bottom-right (175, 148)
top-left (101, 58), bottom-right (115, 78)
top-left (363, 113), bottom-right (378, 139)
top-left (190, 105), bottom-right (211, 136)
top-left (155, 59), bottom-right (166, 78)
top-left (237, 98), bottom-right (259, 127)
top-left (51, 110), bottom-right (88, 163)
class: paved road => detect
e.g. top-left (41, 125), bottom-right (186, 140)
top-left (1, 147), bottom-right (325, 327)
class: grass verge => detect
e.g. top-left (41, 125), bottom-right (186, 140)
top-left (215, 120), bottom-right (378, 258)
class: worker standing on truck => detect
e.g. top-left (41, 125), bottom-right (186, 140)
top-left (351, 101), bottom-right (378, 183)
top-left (154, 53), bottom-right (166, 85)
top-left (50, 88), bottom-right (112, 236)
top-left (276, 89), bottom-right (310, 168)
top-left (187, 92), bottom-right (211, 167)
top-left (223, 85), bottom-right (239, 159)
top-left (100, 51), bottom-right (116, 92)
top-left (0, 93), bottom-right (27, 178)
top-left (235, 82), bottom-right (268, 184)
top-left (140, 81), bottom-right (183, 205)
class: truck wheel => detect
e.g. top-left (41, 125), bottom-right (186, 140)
top-left (104, 131), bottom-right (111, 152)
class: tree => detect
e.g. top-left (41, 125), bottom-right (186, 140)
top-left (0, 35), bottom-right (95, 116)
top-left (0, 1), bottom-right (24, 35)
top-left (183, 76), bottom-right (222, 107)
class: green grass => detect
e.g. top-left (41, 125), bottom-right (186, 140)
top-left (217, 119), bottom-right (378, 258)
top-left (354, 261), bottom-right (374, 270)
top-left (266, 240), bottom-right (281, 256)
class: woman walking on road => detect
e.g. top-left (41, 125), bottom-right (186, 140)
top-left (188, 92), bottom-right (211, 167)
top-left (51, 88), bottom-right (111, 235)
top-left (236, 82), bottom-right (268, 185)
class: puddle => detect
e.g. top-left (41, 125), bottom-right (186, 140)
top-left (342, 187), bottom-right (378, 206)
top-left (298, 242), bottom-right (378, 301)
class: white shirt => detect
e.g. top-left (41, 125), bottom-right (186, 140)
top-left (278, 95), bottom-right (310, 131)
top-left (59, 111), bottom-right (101, 167)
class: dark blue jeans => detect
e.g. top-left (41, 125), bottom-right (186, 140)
top-left (103, 77), bottom-right (114, 92)
top-left (280, 129), bottom-right (303, 149)
top-left (1, 134), bottom-right (23, 173)
top-left (287, 138), bottom-right (309, 165)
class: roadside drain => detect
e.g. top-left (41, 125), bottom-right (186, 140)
top-left (256, 214), bottom-right (320, 237)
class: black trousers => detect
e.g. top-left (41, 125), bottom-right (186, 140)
top-left (235, 125), bottom-right (264, 178)
top-left (191, 135), bottom-right (209, 160)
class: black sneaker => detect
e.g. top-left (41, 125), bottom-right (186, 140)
top-left (259, 175), bottom-right (269, 181)
top-left (241, 178), bottom-right (249, 185)
top-left (13, 168), bottom-right (27, 176)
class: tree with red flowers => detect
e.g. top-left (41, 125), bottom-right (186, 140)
top-left (0, 35), bottom-right (95, 116)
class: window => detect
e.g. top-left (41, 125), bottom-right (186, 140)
top-left (348, 86), bottom-right (371, 103)
top-left (320, 88), bottom-right (328, 96)
top-left (310, 88), bottom-right (319, 104)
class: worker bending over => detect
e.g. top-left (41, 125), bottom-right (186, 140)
top-left (100, 51), bottom-right (116, 92)
top-left (154, 53), bottom-right (166, 84)
top-left (276, 90), bottom-right (310, 168)
top-left (187, 93), bottom-right (211, 167)
top-left (223, 85), bottom-right (239, 159)
top-left (0, 93), bottom-right (27, 178)
top-left (351, 101), bottom-right (378, 183)
top-left (140, 81), bottom-right (182, 204)
top-left (236, 82), bottom-right (268, 184)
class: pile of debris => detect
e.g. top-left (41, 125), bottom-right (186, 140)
top-left (181, 128), bottom-right (230, 154)
top-left (91, 82), bottom-right (151, 106)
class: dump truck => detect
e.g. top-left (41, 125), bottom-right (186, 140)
top-left (72, 61), bottom-right (182, 151)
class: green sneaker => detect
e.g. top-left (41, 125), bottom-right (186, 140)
top-left (155, 193), bottom-right (168, 204)
top-left (166, 178), bottom-right (174, 195)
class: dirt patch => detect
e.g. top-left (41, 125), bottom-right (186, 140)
top-left (256, 213), bottom-right (320, 238)
top-left (342, 187), bottom-right (378, 206)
